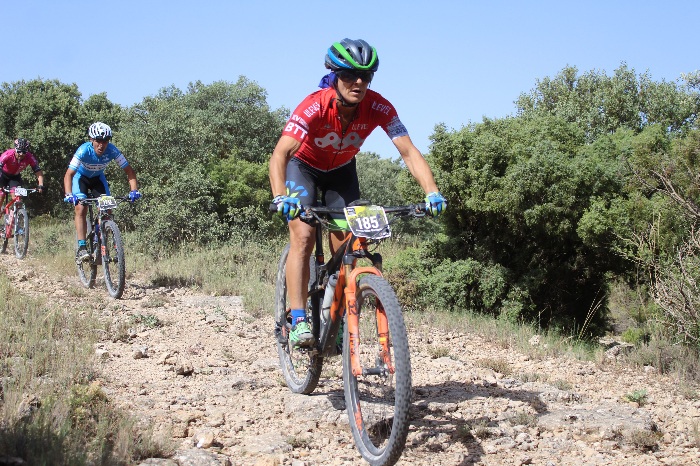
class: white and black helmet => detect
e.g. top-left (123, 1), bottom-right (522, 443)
top-left (88, 122), bottom-right (112, 140)
top-left (14, 138), bottom-right (31, 153)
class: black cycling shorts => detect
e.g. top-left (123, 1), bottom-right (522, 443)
top-left (285, 157), bottom-right (360, 219)
top-left (72, 172), bottom-right (110, 198)
top-left (0, 171), bottom-right (23, 190)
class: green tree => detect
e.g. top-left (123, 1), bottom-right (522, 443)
top-left (0, 79), bottom-right (86, 213)
top-left (116, 79), bottom-right (287, 249)
top-left (516, 63), bottom-right (700, 142)
top-left (428, 114), bottom-right (628, 333)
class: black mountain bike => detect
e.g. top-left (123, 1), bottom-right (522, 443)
top-left (75, 195), bottom-right (131, 299)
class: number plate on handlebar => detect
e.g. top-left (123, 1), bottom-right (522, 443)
top-left (13, 187), bottom-right (27, 197)
top-left (98, 195), bottom-right (118, 211)
top-left (344, 205), bottom-right (391, 239)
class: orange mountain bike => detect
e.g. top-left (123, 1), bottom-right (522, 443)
top-left (273, 200), bottom-right (427, 466)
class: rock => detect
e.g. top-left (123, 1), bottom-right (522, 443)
top-left (193, 430), bottom-right (215, 449)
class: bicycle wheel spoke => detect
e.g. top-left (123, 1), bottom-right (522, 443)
top-left (275, 243), bottom-right (323, 394)
top-left (13, 208), bottom-right (29, 259)
top-left (344, 275), bottom-right (411, 466)
top-left (101, 220), bottom-right (126, 299)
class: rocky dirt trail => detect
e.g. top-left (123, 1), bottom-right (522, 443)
top-left (2, 251), bottom-right (700, 466)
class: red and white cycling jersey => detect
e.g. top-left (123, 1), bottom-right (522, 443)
top-left (0, 149), bottom-right (41, 175)
top-left (283, 87), bottom-right (409, 171)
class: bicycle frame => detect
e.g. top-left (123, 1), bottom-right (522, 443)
top-left (81, 196), bottom-right (121, 262)
top-left (2, 187), bottom-right (33, 237)
top-left (306, 203), bottom-right (424, 376)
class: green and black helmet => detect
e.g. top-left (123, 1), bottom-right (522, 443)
top-left (325, 38), bottom-right (379, 72)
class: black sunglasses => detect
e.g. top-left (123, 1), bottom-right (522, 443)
top-left (93, 137), bottom-right (111, 142)
top-left (336, 69), bottom-right (374, 84)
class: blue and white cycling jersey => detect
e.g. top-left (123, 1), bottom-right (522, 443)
top-left (68, 141), bottom-right (129, 178)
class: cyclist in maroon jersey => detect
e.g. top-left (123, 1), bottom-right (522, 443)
top-left (269, 38), bottom-right (447, 348)
top-left (0, 138), bottom-right (45, 206)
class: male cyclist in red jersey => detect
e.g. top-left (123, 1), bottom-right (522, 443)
top-left (269, 38), bottom-right (447, 348)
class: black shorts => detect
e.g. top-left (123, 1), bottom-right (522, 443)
top-left (0, 171), bottom-right (23, 190)
top-left (72, 172), bottom-right (110, 198)
top-left (285, 157), bottom-right (360, 219)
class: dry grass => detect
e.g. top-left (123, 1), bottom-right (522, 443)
top-left (0, 272), bottom-right (173, 464)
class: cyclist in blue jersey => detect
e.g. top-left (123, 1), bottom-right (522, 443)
top-left (63, 122), bottom-right (141, 262)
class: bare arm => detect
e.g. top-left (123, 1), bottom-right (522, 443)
top-left (63, 168), bottom-right (76, 195)
top-left (123, 165), bottom-right (138, 191)
top-left (35, 170), bottom-right (44, 187)
top-left (269, 135), bottom-right (301, 197)
top-left (392, 135), bottom-right (439, 193)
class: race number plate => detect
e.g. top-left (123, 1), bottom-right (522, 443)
top-left (98, 195), bottom-right (117, 210)
top-left (344, 205), bottom-right (391, 239)
top-left (13, 187), bottom-right (27, 197)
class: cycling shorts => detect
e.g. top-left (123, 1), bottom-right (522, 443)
top-left (0, 171), bottom-right (23, 190)
top-left (285, 156), bottom-right (360, 221)
top-left (72, 172), bottom-right (110, 199)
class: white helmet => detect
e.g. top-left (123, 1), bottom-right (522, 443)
top-left (88, 122), bottom-right (112, 140)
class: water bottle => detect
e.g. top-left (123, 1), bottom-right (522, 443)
top-left (321, 273), bottom-right (338, 325)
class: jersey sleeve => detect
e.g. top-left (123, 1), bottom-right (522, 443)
top-left (27, 153), bottom-right (42, 172)
top-left (68, 145), bottom-right (85, 171)
top-left (282, 93), bottom-right (321, 144)
top-left (384, 115), bottom-right (409, 140)
top-left (110, 146), bottom-right (129, 168)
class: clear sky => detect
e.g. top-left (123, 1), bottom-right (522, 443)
top-left (2, 0), bottom-right (698, 159)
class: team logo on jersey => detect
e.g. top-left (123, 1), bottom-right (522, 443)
top-left (314, 132), bottom-right (364, 150)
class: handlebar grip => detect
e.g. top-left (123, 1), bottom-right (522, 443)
top-left (269, 203), bottom-right (278, 213)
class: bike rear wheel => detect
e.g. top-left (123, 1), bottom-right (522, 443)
top-left (13, 208), bottom-right (29, 259)
top-left (275, 243), bottom-right (323, 394)
top-left (77, 222), bottom-right (97, 288)
top-left (343, 275), bottom-right (412, 466)
top-left (101, 220), bottom-right (126, 299)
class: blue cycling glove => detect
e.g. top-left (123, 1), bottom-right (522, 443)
top-left (273, 195), bottom-right (301, 221)
top-left (425, 192), bottom-right (447, 217)
top-left (129, 190), bottom-right (142, 202)
top-left (64, 194), bottom-right (79, 205)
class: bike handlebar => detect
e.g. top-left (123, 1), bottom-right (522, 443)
top-left (268, 202), bottom-right (427, 215)
top-left (78, 195), bottom-right (131, 206)
top-left (2, 187), bottom-right (38, 195)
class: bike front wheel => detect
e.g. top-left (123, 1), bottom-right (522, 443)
top-left (275, 243), bottom-right (323, 394)
top-left (343, 275), bottom-right (412, 466)
top-left (101, 220), bottom-right (126, 299)
top-left (77, 222), bottom-right (97, 289)
top-left (13, 208), bottom-right (29, 259)
top-left (1, 213), bottom-right (9, 253)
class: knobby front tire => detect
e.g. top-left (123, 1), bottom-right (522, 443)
top-left (343, 275), bottom-right (412, 466)
top-left (13, 208), bottom-right (29, 259)
top-left (101, 220), bottom-right (126, 299)
top-left (275, 243), bottom-right (323, 394)
top-left (77, 222), bottom-right (97, 289)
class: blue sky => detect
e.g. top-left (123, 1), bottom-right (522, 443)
top-left (3, 1), bottom-right (698, 159)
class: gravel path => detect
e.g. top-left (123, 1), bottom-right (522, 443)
top-left (2, 251), bottom-right (700, 466)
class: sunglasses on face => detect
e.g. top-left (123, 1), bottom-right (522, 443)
top-left (93, 137), bottom-right (111, 143)
top-left (16, 151), bottom-right (25, 156)
top-left (336, 69), bottom-right (374, 84)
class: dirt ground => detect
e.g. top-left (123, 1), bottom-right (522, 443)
top-left (2, 251), bottom-right (700, 466)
